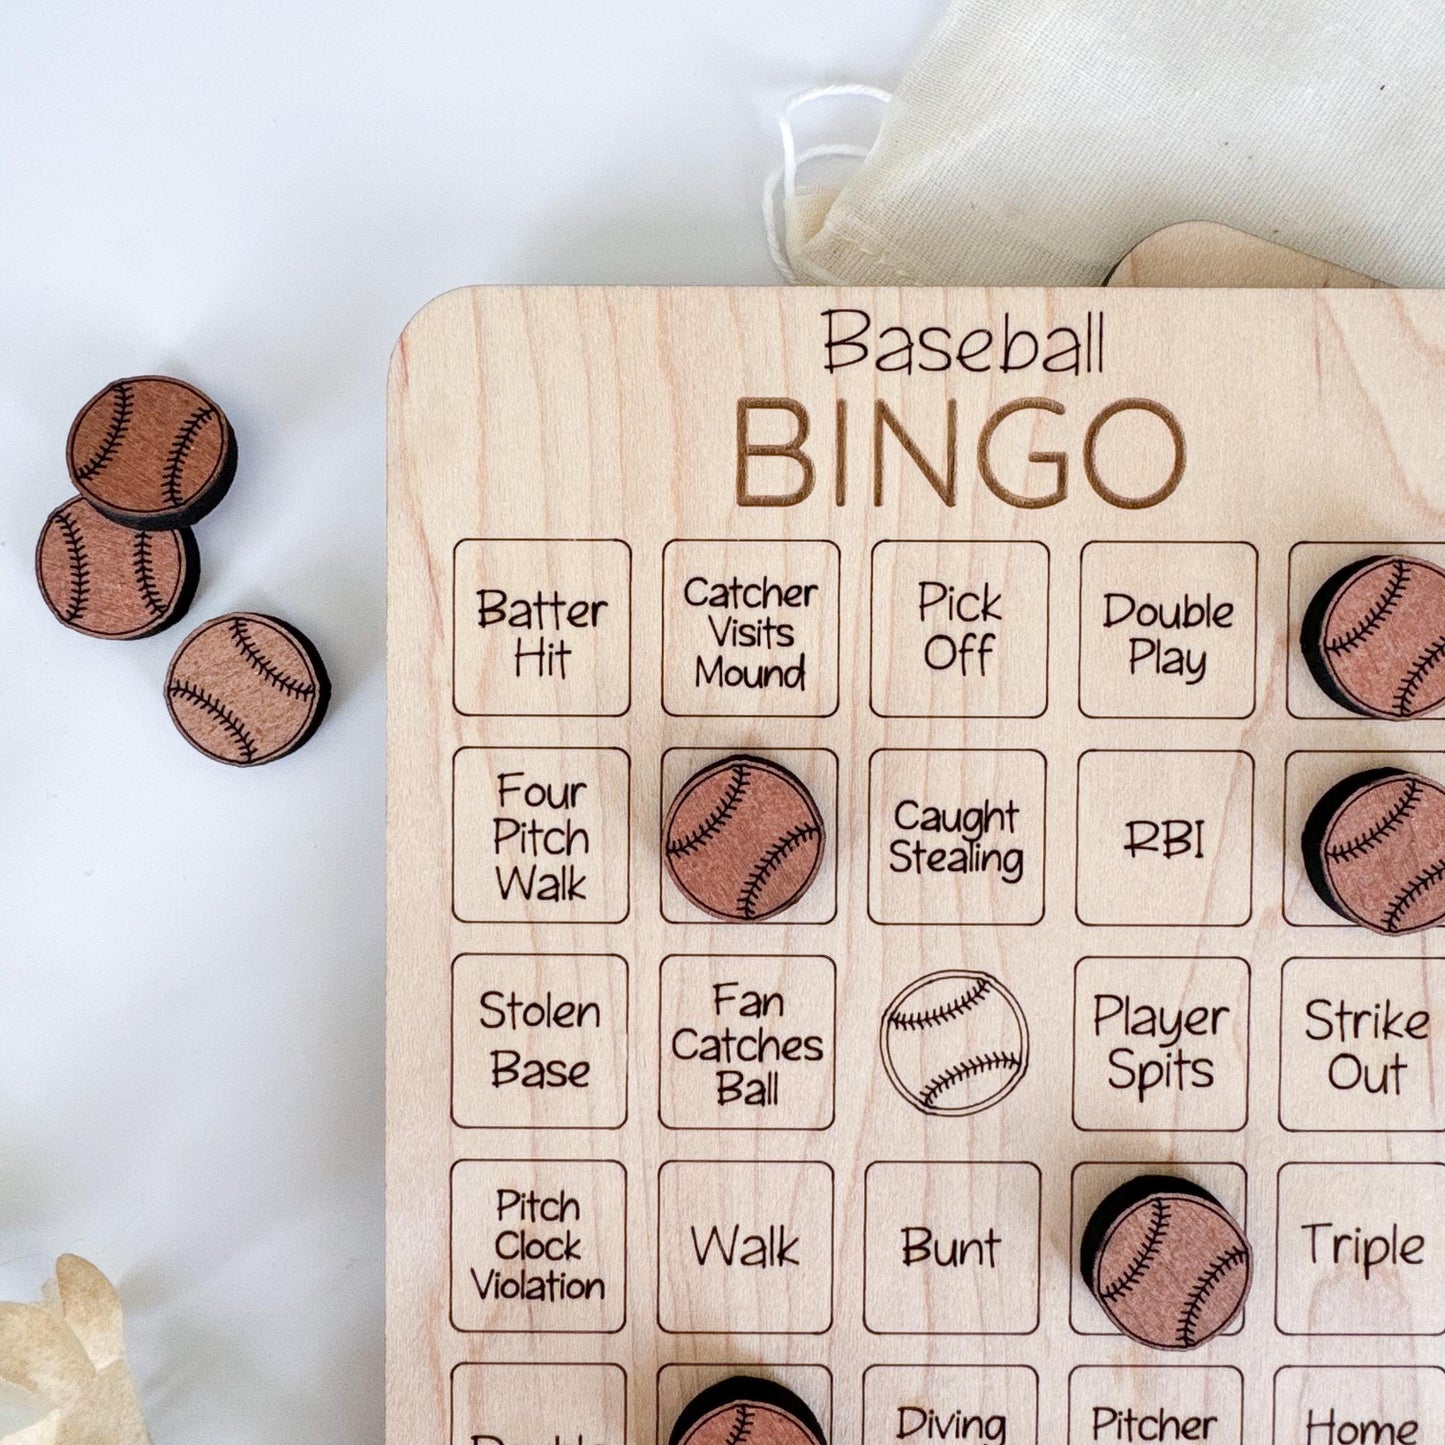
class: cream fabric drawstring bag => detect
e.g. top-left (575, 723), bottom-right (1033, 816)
top-left (779, 0), bottom-right (1445, 287)
top-left (0, 1256), bottom-right (152, 1445)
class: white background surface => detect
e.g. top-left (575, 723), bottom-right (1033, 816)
top-left (0, 4), bottom-right (940, 1439)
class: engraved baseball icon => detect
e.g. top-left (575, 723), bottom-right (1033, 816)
top-left (663, 754), bottom-right (824, 921)
top-left (67, 375), bottom-right (236, 528)
top-left (1302, 554), bottom-right (1445, 717)
top-left (670, 1378), bottom-right (825, 1445)
top-left (880, 969), bottom-right (1029, 1116)
top-left (166, 612), bottom-right (329, 766)
top-left (1303, 767), bottom-right (1445, 934)
top-left (1081, 1175), bottom-right (1251, 1351)
top-left (35, 497), bottom-right (198, 639)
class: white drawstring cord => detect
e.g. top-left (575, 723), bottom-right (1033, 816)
top-left (764, 143), bottom-right (872, 282)
top-left (763, 84), bottom-right (891, 283)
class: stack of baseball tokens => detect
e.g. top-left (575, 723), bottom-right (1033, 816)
top-left (1297, 553), bottom-right (1445, 932)
top-left (36, 375), bottom-right (329, 766)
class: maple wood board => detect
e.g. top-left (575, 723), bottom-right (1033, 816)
top-left (387, 286), bottom-right (1445, 1445)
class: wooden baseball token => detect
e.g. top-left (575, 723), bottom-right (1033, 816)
top-left (165, 612), bottom-right (329, 766)
top-left (670, 1378), bottom-right (825, 1445)
top-left (67, 375), bottom-right (236, 529)
top-left (663, 754), bottom-right (824, 921)
top-left (1300, 555), bottom-right (1445, 718)
top-left (35, 497), bottom-right (198, 639)
top-left (1081, 1175), bottom-right (1251, 1351)
top-left (1106, 220), bottom-right (1384, 289)
top-left (1303, 767), bottom-right (1445, 934)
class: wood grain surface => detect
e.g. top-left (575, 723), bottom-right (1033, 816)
top-left (387, 287), bottom-right (1445, 1445)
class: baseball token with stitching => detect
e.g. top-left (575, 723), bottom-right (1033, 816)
top-left (1081, 1174), bottom-right (1251, 1351)
top-left (35, 496), bottom-right (199, 639)
top-left (663, 754), bottom-right (824, 921)
top-left (1302, 767), bottom-right (1445, 934)
top-left (67, 375), bottom-right (237, 529)
top-left (165, 612), bottom-right (329, 766)
top-left (1301, 554), bottom-right (1445, 717)
top-left (879, 969), bottom-right (1029, 1116)
top-left (669, 1377), bottom-right (825, 1445)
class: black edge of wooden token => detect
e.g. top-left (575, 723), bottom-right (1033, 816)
top-left (250, 613), bottom-right (332, 760)
top-left (1079, 1174), bottom-right (1222, 1286)
top-left (1299, 554), bottom-right (1389, 714)
top-left (159, 525), bottom-right (203, 634)
top-left (1300, 766), bottom-right (1413, 922)
top-left (159, 424), bottom-right (237, 529)
top-left (668, 1376), bottom-right (826, 1445)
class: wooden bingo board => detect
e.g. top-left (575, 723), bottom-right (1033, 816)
top-left (387, 287), bottom-right (1445, 1445)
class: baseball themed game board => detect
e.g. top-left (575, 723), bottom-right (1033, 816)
top-left (386, 286), bottom-right (1445, 1445)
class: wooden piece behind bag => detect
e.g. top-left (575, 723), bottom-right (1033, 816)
top-left (1107, 221), bottom-right (1385, 288)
